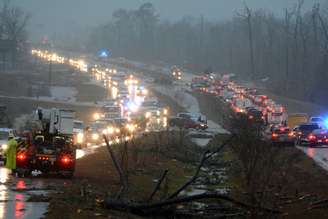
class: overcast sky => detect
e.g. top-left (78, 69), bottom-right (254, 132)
top-left (11, 0), bottom-right (325, 40)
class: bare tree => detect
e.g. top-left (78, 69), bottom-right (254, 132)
top-left (238, 4), bottom-right (256, 79)
top-left (0, 0), bottom-right (29, 67)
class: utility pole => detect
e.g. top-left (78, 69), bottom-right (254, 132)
top-left (48, 59), bottom-right (52, 86)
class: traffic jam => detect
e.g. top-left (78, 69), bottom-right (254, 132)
top-left (0, 49), bottom-right (172, 178)
top-left (21, 48), bottom-right (328, 180)
top-left (190, 73), bottom-right (328, 147)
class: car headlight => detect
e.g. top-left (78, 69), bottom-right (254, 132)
top-left (126, 124), bottom-right (135, 133)
top-left (145, 112), bottom-right (151, 118)
top-left (1, 144), bottom-right (7, 151)
top-left (92, 133), bottom-right (99, 140)
top-left (163, 109), bottom-right (168, 115)
top-left (93, 113), bottom-right (100, 120)
top-left (107, 127), bottom-right (114, 135)
top-left (156, 110), bottom-right (160, 116)
top-left (77, 133), bottom-right (84, 144)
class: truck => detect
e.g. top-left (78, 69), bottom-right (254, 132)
top-left (169, 112), bottom-right (208, 130)
top-left (16, 108), bottom-right (76, 178)
top-left (171, 66), bottom-right (182, 80)
top-left (73, 120), bottom-right (85, 148)
top-left (287, 113), bottom-right (308, 129)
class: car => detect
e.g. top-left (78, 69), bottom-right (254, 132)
top-left (0, 128), bottom-right (16, 161)
top-left (309, 117), bottom-right (324, 128)
top-left (245, 88), bottom-right (258, 96)
top-left (309, 129), bottom-right (328, 146)
top-left (247, 108), bottom-right (264, 124)
top-left (270, 126), bottom-right (295, 145)
top-left (253, 95), bottom-right (268, 107)
top-left (294, 123), bottom-right (321, 146)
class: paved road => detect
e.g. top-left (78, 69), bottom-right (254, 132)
top-left (0, 143), bottom-right (101, 219)
top-left (0, 168), bottom-right (50, 219)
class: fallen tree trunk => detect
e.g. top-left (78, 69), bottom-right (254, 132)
top-left (105, 192), bottom-right (281, 216)
top-left (103, 135), bottom-right (129, 199)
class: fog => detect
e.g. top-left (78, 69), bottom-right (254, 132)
top-left (5, 0), bottom-right (328, 106)
top-left (11, 0), bottom-right (324, 40)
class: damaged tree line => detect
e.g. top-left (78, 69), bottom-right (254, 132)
top-left (100, 113), bottom-right (294, 219)
top-left (89, 1), bottom-right (328, 105)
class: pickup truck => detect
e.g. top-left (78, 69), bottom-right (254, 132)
top-left (169, 112), bottom-right (208, 130)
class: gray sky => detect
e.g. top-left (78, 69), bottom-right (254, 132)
top-left (12, 0), bottom-right (325, 41)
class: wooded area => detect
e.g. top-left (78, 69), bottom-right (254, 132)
top-left (87, 1), bottom-right (328, 105)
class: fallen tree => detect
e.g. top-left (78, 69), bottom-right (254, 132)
top-left (103, 133), bottom-right (282, 217)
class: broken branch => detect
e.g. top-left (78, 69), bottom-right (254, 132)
top-left (169, 135), bottom-right (235, 199)
top-left (148, 169), bottom-right (169, 201)
top-left (103, 135), bottom-right (129, 199)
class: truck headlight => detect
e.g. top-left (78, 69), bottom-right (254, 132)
top-left (77, 133), bottom-right (84, 144)
top-left (1, 144), bottom-right (7, 150)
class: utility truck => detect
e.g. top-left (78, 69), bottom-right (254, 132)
top-left (16, 107), bottom-right (76, 178)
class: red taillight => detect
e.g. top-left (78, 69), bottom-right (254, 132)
top-left (280, 127), bottom-right (285, 132)
top-left (61, 155), bottom-right (73, 164)
top-left (308, 134), bottom-right (316, 141)
top-left (249, 115), bottom-right (254, 119)
top-left (272, 133), bottom-right (278, 138)
top-left (17, 154), bottom-right (26, 161)
top-left (288, 132), bottom-right (295, 137)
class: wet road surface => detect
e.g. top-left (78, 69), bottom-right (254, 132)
top-left (0, 168), bottom-right (50, 219)
top-left (297, 146), bottom-right (328, 171)
top-left (0, 145), bottom-right (101, 219)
